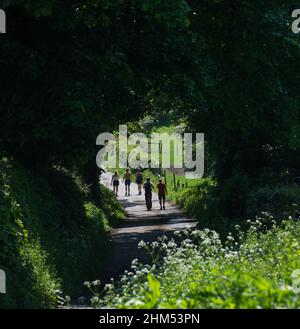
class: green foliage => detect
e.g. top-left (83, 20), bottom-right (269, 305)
top-left (246, 185), bottom-right (300, 220)
top-left (0, 0), bottom-right (195, 170)
top-left (96, 220), bottom-right (300, 309)
top-left (143, 274), bottom-right (161, 309)
top-left (1, 0), bottom-right (300, 309)
top-left (0, 161), bottom-right (59, 308)
top-left (178, 1), bottom-right (300, 187)
top-left (0, 159), bottom-right (125, 308)
top-left (98, 185), bottom-right (126, 226)
top-left (171, 178), bottom-right (218, 224)
top-left (171, 175), bottom-right (300, 235)
top-left (19, 239), bottom-right (60, 308)
top-left (85, 202), bottom-right (110, 233)
top-left (218, 174), bottom-right (251, 219)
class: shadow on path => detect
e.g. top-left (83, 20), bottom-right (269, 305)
top-left (100, 172), bottom-right (196, 282)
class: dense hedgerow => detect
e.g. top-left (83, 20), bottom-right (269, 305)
top-left (0, 159), bottom-right (125, 308)
top-left (246, 185), bottom-right (300, 220)
top-left (169, 175), bottom-right (300, 236)
top-left (88, 218), bottom-right (300, 309)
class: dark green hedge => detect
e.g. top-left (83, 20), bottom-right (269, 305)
top-left (0, 159), bottom-right (125, 308)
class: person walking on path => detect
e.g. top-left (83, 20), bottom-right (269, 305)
top-left (143, 177), bottom-right (154, 210)
top-left (111, 170), bottom-right (120, 196)
top-left (123, 168), bottom-right (132, 196)
top-left (157, 178), bottom-right (167, 210)
top-left (135, 168), bottom-right (143, 195)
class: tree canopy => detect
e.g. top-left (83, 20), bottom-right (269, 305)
top-left (1, 0), bottom-right (299, 184)
top-left (0, 0), bottom-right (193, 169)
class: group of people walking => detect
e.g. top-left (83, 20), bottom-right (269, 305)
top-left (111, 168), bottom-right (167, 211)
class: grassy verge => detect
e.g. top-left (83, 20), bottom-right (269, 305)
top-left (90, 218), bottom-right (300, 309)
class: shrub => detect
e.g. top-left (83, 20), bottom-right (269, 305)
top-left (99, 185), bottom-right (126, 226)
top-left (169, 178), bottom-right (237, 236)
top-left (246, 184), bottom-right (300, 220)
top-left (171, 178), bottom-right (218, 222)
top-left (218, 173), bottom-right (251, 219)
top-left (169, 175), bottom-right (300, 235)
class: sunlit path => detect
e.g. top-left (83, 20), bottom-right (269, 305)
top-left (100, 172), bottom-right (196, 281)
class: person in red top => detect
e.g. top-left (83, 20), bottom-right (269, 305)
top-left (157, 178), bottom-right (167, 210)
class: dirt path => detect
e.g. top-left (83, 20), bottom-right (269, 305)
top-left (100, 172), bottom-right (196, 282)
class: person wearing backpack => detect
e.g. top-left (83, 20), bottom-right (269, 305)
top-left (143, 177), bottom-right (154, 210)
top-left (135, 168), bottom-right (143, 195)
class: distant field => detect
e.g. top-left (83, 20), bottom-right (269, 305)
top-left (110, 124), bottom-right (204, 198)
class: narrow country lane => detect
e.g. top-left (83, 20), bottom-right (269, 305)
top-left (100, 172), bottom-right (196, 282)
